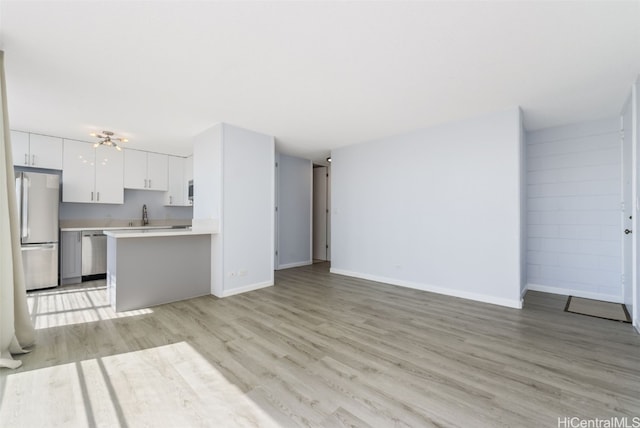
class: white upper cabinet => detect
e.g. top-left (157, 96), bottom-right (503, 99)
top-left (62, 140), bottom-right (94, 203)
top-left (123, 149), bottom-right (147, 189)
top-left (124, 149), bottom-right (168, 191)
top-left (11, 131), bottom-right (29, 166)
top-left (165, 155), bottom-right (186, 205)
top-left (11, 131), bottom-right (63, 170)
top-left (30, 134), bottom-right (64, 169)
top-left (62, 139), bottom-right (124, 204)
top-left (147, 152), bottom-right (168, 191)
top-left (95, 145), bottom-right (125, 203)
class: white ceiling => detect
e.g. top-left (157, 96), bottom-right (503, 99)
top-left (1, 1), bottom-right (639, 161)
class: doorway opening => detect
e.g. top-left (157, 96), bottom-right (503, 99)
top-left (313, 164), bottom-right (330, 263)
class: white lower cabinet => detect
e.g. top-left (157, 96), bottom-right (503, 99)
top-left (62, 139), bottom-right (124, 203)
top-left (60, 231), bottom-right (82, 284)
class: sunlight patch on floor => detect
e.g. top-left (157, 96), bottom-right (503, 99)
top-left (1, 342), bottom-right (281, 428)
top-left (27, 285), bottom-right (153, 329)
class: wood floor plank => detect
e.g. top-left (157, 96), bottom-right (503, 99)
top-left (321, 407), bottom-right (373, 428)
top-left (1, 263), bottom-right (639, 427)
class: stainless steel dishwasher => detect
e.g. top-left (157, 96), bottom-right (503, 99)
top-left (81, 230), bottom-right (107, 277)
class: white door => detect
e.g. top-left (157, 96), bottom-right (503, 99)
top-left (313, 166), bottom-right (328, 260)
top-left (622, 96), bottom-right (633, 314)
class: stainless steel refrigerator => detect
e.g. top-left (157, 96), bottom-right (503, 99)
top-left (15, 171), bottom-right (60, 290)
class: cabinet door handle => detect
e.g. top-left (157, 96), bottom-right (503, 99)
top-left (91, 191), bottom-right (94, 201)
top-left (24, 153), bottom-right (28, 164)
top-left (149, 179), bottom-right (152, 188)
top-left (169, 196), bottom-right (173, 204)
top-left (31, 154), bottom-right (35, 165)
top-left (97, 192), bottom-right (100, 201)
top-left (144, 178), bottom-right (147, 188)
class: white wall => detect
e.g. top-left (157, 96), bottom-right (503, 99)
top-left (331, 108), bottom-right (523, 308)
top-left (276, 153), bottom-right (312, 269)
top-left (193, 125), bottom-right (222, 222)
top-left (222, 124), bottom-right (274, 294)
top-left (193, 124), bottom-right (223, 295)
top-left (526, 117), bottom-right (622, 302)
top-left (193, 123), bottom-right (274, 297)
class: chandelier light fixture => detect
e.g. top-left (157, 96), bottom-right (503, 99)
top-left (90, 130), bottom-right (128, 151)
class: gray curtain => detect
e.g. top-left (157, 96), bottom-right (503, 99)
top-left (0, 50), bottom-right (36, 369)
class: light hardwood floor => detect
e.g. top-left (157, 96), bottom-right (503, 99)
top-left (1, 262), bottom-right (639, 427)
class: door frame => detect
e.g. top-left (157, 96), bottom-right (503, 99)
top-left (312, 164), bottom-right (331, 261)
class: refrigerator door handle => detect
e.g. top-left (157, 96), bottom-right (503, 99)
top-left (22, 176), bottom-right (29, 239)
top-left (22, 243), bottom-right (56, 250)
top-left (15, 175), bottom-right (22, 228)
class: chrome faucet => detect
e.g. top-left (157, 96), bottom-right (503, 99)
top-left (142, 204), bottom-right (149, 226)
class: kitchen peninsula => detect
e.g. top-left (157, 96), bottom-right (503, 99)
top-left (105, 228), bottom-right (215, 312)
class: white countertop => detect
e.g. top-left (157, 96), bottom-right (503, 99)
top-left (104, 228), bottom-right (214, 238)
top-left (61, 226), bottom-right (189, 232)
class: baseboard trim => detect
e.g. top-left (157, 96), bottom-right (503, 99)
top-left (520, 284), bottom-right (529, 300)
top-left (219, 280), bottom-right (274, 298)
top-left (276, 260), bottom-right (312, 270)
top-left (330, 268), bottom-right (522, 309)
top-left (526, 283), bottom-right (623, 303)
